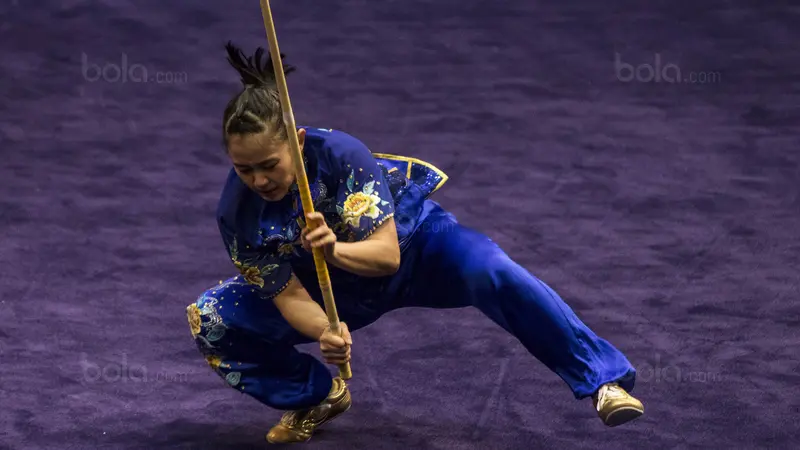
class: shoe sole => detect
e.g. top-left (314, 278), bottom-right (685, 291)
top-left (603, 407), bottom-right (643, 427)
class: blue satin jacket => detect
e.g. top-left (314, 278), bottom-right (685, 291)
top-left (215, 127), bottom-right (448, 304)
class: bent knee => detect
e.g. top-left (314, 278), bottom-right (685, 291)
top-left (450, 241), bottom-right (527, 297)
top-left (186, 292), bottom-right (229, 343)
top-left (186, 301), bottom-right (204, 337)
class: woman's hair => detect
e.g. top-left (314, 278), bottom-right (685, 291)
top-left (222, 41), bottom-right (295, 146)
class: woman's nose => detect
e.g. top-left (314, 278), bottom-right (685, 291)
top-left (254, 173), bottom-right (269, 188)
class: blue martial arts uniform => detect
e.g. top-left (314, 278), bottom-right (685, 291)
top-left (186, 127), bottom-right (636, 410)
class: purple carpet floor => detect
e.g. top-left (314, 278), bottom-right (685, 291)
top-left (2, 1), bottom-right (799, 448)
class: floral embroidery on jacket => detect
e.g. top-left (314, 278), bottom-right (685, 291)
top-left (228, 238), bottom-right (280, 288)
top-left (338, 169), bottom-right (390, 228)
top-left (266, 223), bottom-right (303, 259)
top-left (287, 180), bottom-right (355, 243)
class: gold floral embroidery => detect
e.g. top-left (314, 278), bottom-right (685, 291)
top-left (234, 261), bottom-right (264, 287)
top-left (205, 355), bottom-right (223, 369)
top-left (228, 237), bottom-right (279, 288)
top-left (186, 304), bottom-right (202, 336)
top-left (339, 169), bottom-right (390, 228)
top-left (205, 355), bottom-right (232, 375)
top-left (342, 191), bottom-right (381, 226)
top-left (278, 243), bottom-right (296, 257)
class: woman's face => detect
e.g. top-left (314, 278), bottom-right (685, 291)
top-left (226, 128), bottom-right (305, 202)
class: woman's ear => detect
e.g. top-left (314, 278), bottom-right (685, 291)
top-left (296, 127), bottom-right (306, 154)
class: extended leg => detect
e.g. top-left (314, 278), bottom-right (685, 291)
top-left (404, 206), bottom-right (640, 411)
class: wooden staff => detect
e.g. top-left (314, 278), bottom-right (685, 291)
top-left (258, 0), bottom-right (352, 380)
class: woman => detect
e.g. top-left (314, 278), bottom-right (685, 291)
top-left (186, 42), bottom-right (644, 444)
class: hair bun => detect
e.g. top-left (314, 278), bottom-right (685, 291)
top-left (225, 41), bottom-right (295, 88)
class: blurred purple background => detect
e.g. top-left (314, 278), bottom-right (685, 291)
top-left (1, 1), bottom-right (798, 448)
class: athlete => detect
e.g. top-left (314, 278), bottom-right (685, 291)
top-left (186, 42), bottom-right (644, 444)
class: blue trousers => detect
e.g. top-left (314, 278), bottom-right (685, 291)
top-left (187, 203), bottom-right (636, 410)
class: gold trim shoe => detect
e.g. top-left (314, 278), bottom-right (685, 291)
top-left (266, 377), bottom-right (352, 444)
top-left (592, 383), bottom-right (644, 427)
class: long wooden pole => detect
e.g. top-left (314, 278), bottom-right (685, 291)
top-left (258, 0), bottom-right (352, 380)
